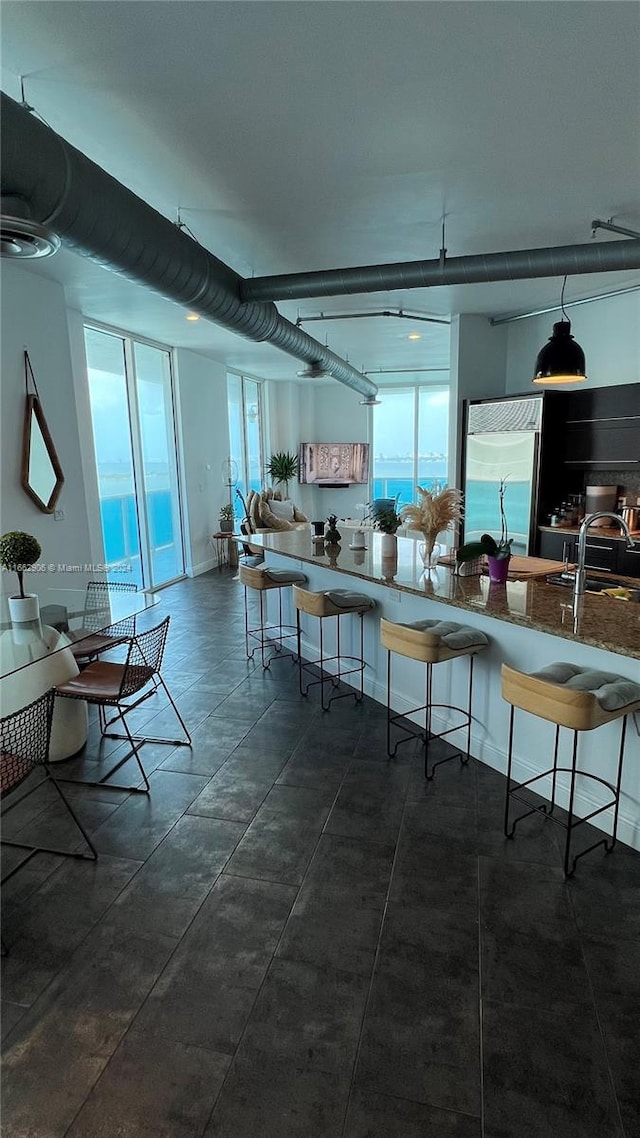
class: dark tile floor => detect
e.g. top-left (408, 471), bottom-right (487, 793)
top-left (2, 570), bottom-right (639, 1137)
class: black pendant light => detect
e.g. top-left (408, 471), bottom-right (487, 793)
top-left (533, 277), bottom-right (587, 385)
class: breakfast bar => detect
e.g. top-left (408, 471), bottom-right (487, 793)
top-left (246, 529), bottom-right (640, 852)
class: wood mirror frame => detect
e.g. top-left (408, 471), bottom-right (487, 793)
top-left (21, 393), bottom-right (65, 513)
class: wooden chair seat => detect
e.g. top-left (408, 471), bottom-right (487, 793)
top-left (502, 662), bottom-right (640, 732)
top-left (381, 617), bottom-right (489, 664)
top-left (292, 585), bottom-right (375, 619)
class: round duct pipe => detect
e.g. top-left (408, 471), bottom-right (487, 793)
top-left (0, 196), bottom-right (60, 259)
top-left (241, 240), bottom-right (640, 303)
top-left (0, 94), bottom-right (377, 399)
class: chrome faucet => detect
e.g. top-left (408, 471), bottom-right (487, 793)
top-left (574, 511), bottom-right (636, 602)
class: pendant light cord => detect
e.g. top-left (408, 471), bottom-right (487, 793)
top-left (560, 275), bottom-right (569, 321)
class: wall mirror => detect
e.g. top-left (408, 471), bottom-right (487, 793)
top-left (21, 392), bottom-right (65, 513)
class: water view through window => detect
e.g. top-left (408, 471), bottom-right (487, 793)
top-left (84, 327), bottom-right (184, 588)
top-left (372, 384), bottom-right (449, 505)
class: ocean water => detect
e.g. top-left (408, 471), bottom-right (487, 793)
top-left (463, 479), bottom-right (532, 552)
top-left (372, 458), bottom-right (448, 506)
top-left (99, 489), bottom-right (179, 585)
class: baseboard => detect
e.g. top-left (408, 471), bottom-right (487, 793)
top-left (190, 557), bottom-right (217, 577)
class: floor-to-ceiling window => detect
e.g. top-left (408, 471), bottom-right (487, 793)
top-left (227, 373), bottom-right (265, 505)
top-left (371, 381), bottom-right (449, 506)
top-left (84, 325), bottom-right (185, 588)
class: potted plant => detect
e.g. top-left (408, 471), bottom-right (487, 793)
top-left (265, 451), bottom-right (299, 499)
top-left (373, 507), bottom-right (402, 535)
top-left (324, 514), bottom-right (342, 545)
top-left (371, 506), bottom-right (402, 557)
top-left (401, 486), bottom-right (463, 567)
top-left (219, 503), bottom-right (234, 533)
top-left (0, 530), bottom-right (42, 621)
top-left (456, 478), bottom-right (513, 583)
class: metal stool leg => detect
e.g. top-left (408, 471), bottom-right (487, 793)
top-left (547, 725), bottom-right (560, 816)
top-left (425, 655), bottom-right (475, 781)
top-left (356, 612), bottom-right (365, 702)
top-left (243, 585), bottom-right (251, 658)
top-left (297, 609), bottom-right (307, 697)
top-left (504, 704), bottom-right (516, 837)
top-left (563, 730), bottom-right (580, 878)
top-left (608, 715), bottom-right (627, 853)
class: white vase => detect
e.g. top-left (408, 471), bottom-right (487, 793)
top-left (8, 594), bottom-right (40, 623)
top-left (380, 533), bottom-right (397, 557)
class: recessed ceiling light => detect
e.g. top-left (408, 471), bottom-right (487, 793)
top-left (186, 313), bottom-right (200, 322)
top-left (408, 332), bottom-right (421, 341)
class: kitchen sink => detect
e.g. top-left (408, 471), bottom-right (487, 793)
top-left (546, 573), bottom-right (640, 602)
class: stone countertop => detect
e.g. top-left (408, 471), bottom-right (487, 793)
top-left (539, 524), bottom-right (640, 540)
top-left (248, 530), bottom-right (640, 660)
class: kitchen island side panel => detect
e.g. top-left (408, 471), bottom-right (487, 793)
top-left (252, 541), bottom-right (640, 853)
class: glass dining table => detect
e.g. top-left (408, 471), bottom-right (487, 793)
top-left (0, 585), bottom-right (160, 761)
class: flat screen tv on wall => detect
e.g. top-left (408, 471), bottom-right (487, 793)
top-left (298, 442), bottom-right (370, 485)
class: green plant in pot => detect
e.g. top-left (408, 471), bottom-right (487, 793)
top-left (372, 507), bottom-right (402, 535)
top-left (265, 451), bottom-right (299, 499)
top-left (456, 478), bottom-right (513, 583)
top-left (0, 530), bottom-right (42, 621)
top-left (219, 503), bottom-right (234, 533)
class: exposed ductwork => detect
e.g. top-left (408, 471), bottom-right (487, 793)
top-left (0, 94), bottom-right (377, 399)
top-left (0, 195), bottom-right (60, 259)
top-left (241, 238), bottom-right (640, 303)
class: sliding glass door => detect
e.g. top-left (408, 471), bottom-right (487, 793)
top-left (84, 326), bottom-right (185, 588)
top-left (227, 373), bottom-right (265, 497)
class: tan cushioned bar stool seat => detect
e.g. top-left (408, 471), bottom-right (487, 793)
top-left (239, 564), bottom-right (308, 591)
top-left (381, 617), bottom-right (489, 664)
top-left (502, 662), bottom-right (640, 733)
top-left (292, 585), bottom-right (376, 619)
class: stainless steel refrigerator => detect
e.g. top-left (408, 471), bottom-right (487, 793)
top-left (462, 396), bottom-right (544, 557)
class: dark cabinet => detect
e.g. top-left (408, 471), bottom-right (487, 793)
top-left (539, 530), bottom-right (576, 564)
top-left (538, 530), bottom-right (617, 571)
top-left (579, 536), bottom-right (619, 573)
top-left (617, 544), bottom-right (640, 577)
top-left (563, 384), bottom-right (640, 471)
top-left (538, 528), bottom-right (639, 577)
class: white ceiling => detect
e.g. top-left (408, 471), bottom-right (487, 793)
top-left (2, 0), bottom-right (639, 384)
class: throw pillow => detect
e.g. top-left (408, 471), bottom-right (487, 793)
top-left (269, 498), bottom-right (295, 522)
top-left (257, 497), bottom-right (295, 531)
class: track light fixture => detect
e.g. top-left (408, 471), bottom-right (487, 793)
top-left (533, 277), bottom-right (587, 385)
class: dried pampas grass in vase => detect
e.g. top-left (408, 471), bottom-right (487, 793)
top-left (401, 486), bottom-right (463, 566)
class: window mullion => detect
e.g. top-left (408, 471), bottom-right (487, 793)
top-left (125, 338), bottom-right (152, 588)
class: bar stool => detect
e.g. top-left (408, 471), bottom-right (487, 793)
top-left (502, 662), bottom-right (640, 877)
top-left (380, 617), bottom-right (489, 778)
top-left (239, 563), bottom-right (308, 668)
top-left (292, 585), bottom-right (376, 711)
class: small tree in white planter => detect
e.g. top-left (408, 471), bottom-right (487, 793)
top-left (0, 531), bottom-right (42, 621)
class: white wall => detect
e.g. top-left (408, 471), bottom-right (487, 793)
top-left (505, 290), bottom-right (640, 393)
top-left (267, 381), bottom-right (370, 522)
top-left (173, 348), bottom-right (230, 576)
top-left (0, 263), bottom-right (92, 595)
top-left (449, 314), bottom-right (508, 486)
top-left (304, 384), bottom-right (370, 522)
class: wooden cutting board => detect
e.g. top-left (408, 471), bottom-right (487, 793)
top-left (439, 553), bottom-right (572, 579)
top-left (506, 556), bottom-right (573, 579)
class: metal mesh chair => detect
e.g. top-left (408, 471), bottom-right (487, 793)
top-left (55, 615), bottom-right (191, 794)
top-left (1, 689), bottom-right (97, 890)
top-left (69, 580), bottom-right (138, 663)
